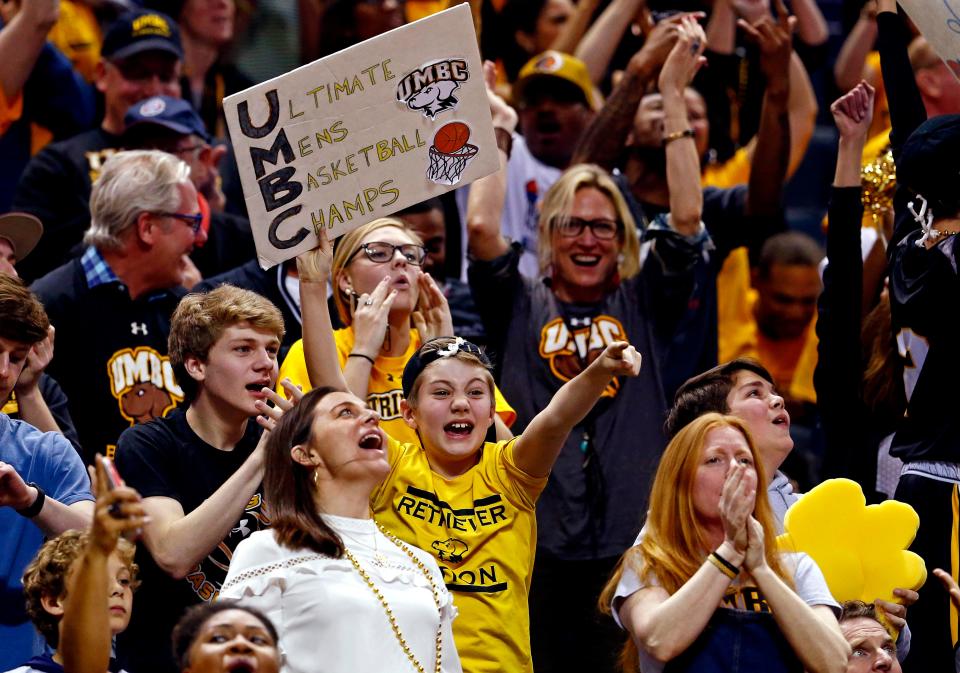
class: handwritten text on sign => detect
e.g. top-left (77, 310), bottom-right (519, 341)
top-left (899, 1), bottom-right (960, 81)
top-left (224, 4), bottom-right (499, 269)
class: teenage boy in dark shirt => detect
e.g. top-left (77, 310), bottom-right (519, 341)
top-left (114, 284), bottom-right (297, 673)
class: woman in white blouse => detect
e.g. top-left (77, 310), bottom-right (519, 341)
top-left (220, 385), bottom-right (461, 673)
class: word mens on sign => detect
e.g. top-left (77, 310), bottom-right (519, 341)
top-left (224, 3), bottom-right (500, 269)
top-left (898, 1), bottom-right (960, 84)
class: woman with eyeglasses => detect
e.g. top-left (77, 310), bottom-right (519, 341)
top-left (278, 217), bottom-right (516, 445)
top-left (466, 20), bottom-right (712, 672)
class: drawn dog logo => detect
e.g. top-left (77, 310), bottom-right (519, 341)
top-left (432, 538), bottom-right (469, 563)
top-left (108, 346), bottom-right (184, 425)
top-left (120, 381), bottom-right (176, 424)
top-left (397, 59), bottom-right (469, 119)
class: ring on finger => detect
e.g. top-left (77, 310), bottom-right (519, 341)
top-left (364, 298), bottom-right (374, 306)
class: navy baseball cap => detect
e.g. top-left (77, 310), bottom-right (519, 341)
top-left (124, 96), bottom-right (211, 142)
top-left (898, 114), bottom-right (960, 216)
top-left (102, 10), bottom-right (183, 61)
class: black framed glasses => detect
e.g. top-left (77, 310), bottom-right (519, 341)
top-left (554, 216), bottom-right (621, 240)
top-left (351, 241), bottom-right (427, 266)
top-left (157, 212), bottom-right (203, 235)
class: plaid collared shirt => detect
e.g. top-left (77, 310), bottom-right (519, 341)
top-left (80, 246), bottom-right (120, 289)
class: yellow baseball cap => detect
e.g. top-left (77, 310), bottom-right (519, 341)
top-left (515, 50), bottom-right (602, 111)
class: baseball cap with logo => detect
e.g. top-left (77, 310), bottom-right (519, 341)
top-left (124, 96), bottom-right (211, 142)
top-left (0, 213), bottom-right (43, 261)
top-left (514, 51), bottom-right (602, 112)
top-left (101, 9), bottom-right (183, 61)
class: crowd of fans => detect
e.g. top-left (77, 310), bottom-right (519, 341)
top-left (3, 0), bottom-right (960, 672)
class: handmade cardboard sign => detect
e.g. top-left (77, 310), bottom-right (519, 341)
top-left (224, 3), bottom-right (499, 268)
top-left (899, 1), bottom-right (960, 82)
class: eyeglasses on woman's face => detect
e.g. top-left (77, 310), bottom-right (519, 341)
top-left (350, 241), bottom-right (427, 266)
top-left (553, 216), bottom-right (621, 240)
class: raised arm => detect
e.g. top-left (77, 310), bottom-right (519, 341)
top-left (575, 0), bottom-right (647, 84)
top-left (788, 0), bottom-right (828, 48)
top-left (466, 61), bottom-right (516, 262)
top-left (0, 0), bottom-right (58, 102)
top-left (817, 81), bottom-right (873, 483)
top-left (834, 3), bottom-right (878, 92)
top-left (299, 232), bottom-right (350, 393)
top-left (571, 15), bottom-right (686, 169)
top-left (512, 341), bottom-right (640, 478)
top-left (659, 15), bottom-right (707, 236)
top-left (131, 389), bottom-right (296, 579)
top-left (739, 0), bottom-right (793, 218)
top-left (550, 0), bottom-right (601, 57)
top-left (60, 456), bottom-right (147, 673)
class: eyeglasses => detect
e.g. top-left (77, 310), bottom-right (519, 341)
top-left (157, 211), bottom-right (203, 235)
top-left (351, 241), bottom-right (427, 266)
top-left (554, 216), bottom-right (621, 240)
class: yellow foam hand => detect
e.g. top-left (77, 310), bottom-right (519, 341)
top-left (776, 478), bottom-right (926, 605)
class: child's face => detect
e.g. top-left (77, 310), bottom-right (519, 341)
top-left (105, 552), bottom-right (135, 634)
top-left (402, 358), bottom-right (495, 477)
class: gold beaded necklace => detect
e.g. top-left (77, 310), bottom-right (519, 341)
top-left (342, 521), bottom-right (444, 673)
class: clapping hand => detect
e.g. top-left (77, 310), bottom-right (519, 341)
top-left (719, 462), bottom-right (757, 555)
top-left (411, 274), bottom-right (453, 341)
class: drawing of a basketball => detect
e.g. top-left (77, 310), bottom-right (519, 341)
top-left (434, 122), bottom-right (470, 154)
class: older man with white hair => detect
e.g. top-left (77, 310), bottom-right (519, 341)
top-left (31, 149), bottom-right (205, 463)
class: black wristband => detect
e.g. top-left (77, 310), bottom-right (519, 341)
top-left (348, 352), bottom-right (376, 365)
top-left (710, 549), bottom-right (740, 576)
top-left (16, 482), bottom-right (45, 518)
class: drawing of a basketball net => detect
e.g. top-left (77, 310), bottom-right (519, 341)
top-left (427, 143), bottom-right (478, 184)
top-left (426, 122), bottom-right (477, 185)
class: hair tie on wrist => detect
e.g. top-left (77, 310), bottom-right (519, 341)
top-left (348, 353), bottom-right (376, 365)
top-left (708, 550), bottom-right (739, 580)
top-left (662, 128), bottom-right (695, 146)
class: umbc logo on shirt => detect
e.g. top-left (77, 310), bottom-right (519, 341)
top-left (131, 14), bottom-right (171, 38)
top-left (538, 315), bottom-right (626, 397)
top-left (107, 346), bottom-right (184, 425)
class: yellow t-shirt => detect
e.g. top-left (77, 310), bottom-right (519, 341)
top-left (723, 289), bottom-right (818, 404)
top-left (277, 328), bottom-right (516, 444)
top-left (372, 436), bottom-right (547, 673)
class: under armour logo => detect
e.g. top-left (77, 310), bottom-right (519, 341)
top-left (386, 374), bottom-right (395, 382)
top-left (232, 518), bottom-right (251, 537)
top-left (568, 317), bottom-right (592, 328)
top-left (130, 322), bottom-right (148, 335)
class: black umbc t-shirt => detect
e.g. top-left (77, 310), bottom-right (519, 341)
top-left (114, 409), bottom-right (268, 673)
